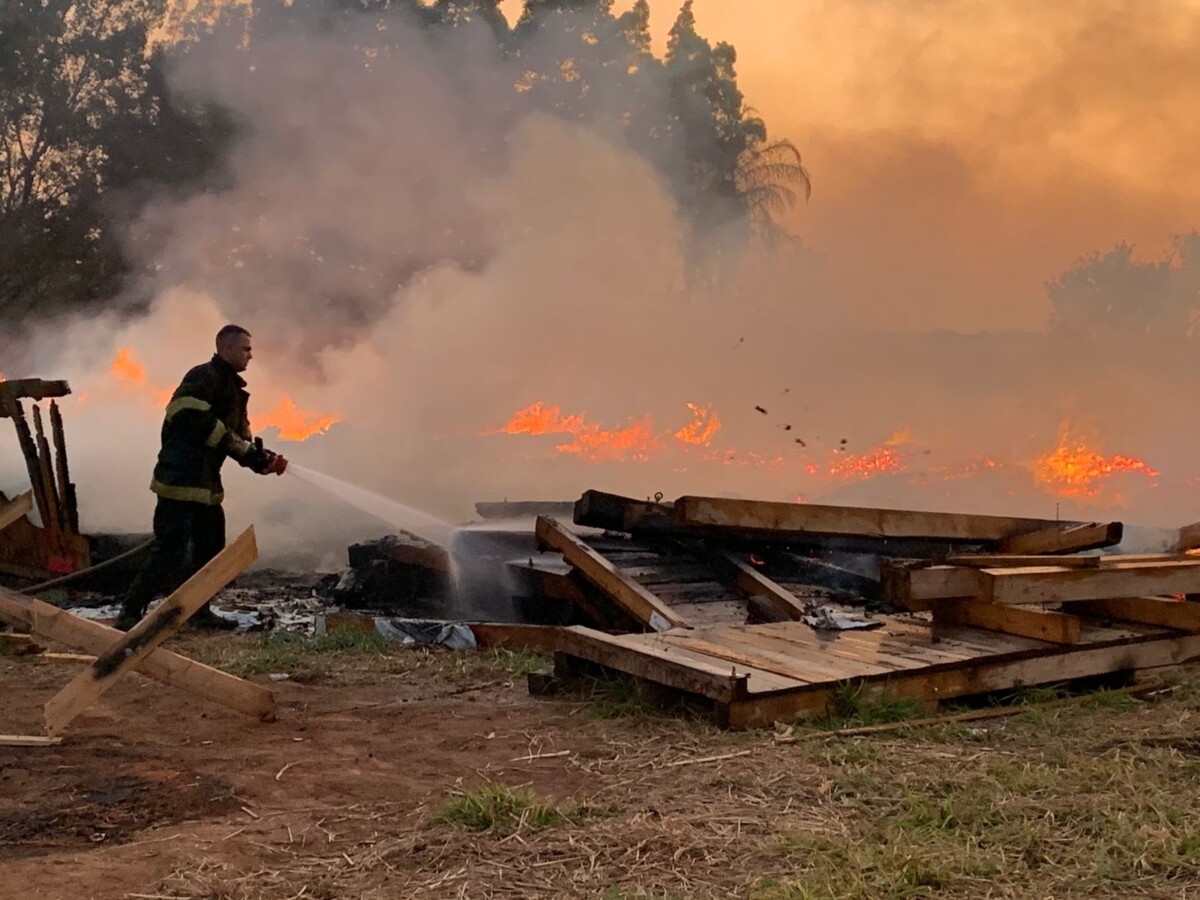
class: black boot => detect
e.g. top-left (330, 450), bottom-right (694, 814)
top-left (188, 602), bottom-right (237, 631)
top-left (113, 603), bottom-right (145, 632)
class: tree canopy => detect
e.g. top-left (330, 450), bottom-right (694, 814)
top-left (0, 0), bottom-right (810, 328)
top-left (1048, 234), bottom-right (1200, 340)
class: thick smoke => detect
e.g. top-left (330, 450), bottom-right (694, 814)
top-left (5, 1), bottom-right (1200, 567)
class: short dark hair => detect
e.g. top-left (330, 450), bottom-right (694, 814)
top-left (216, 324), bottom-right (250, 344)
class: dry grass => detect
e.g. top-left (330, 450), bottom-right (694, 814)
top-left (114, 659), bottom-right (1200, 900)
top-left (176, 629), bottom-right (550, 686)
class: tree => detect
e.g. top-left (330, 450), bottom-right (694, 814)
top-left (735, 136), bottom-right (811, 247)
top-left (0, 0), bottom-right (229, 325)
top-left (1047, 239), bottom-right (1198, 339)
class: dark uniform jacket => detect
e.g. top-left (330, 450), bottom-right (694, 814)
top-left (150, 355), bottom-right (255, 506)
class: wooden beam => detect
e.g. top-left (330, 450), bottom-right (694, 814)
top-left (978, 560), bottom-right (1200, 606)
top-left (535, 517), bottom-right (686, 631)
top-left (0, 567), bottom-right (274, 726)
top-left (711, 551), bottom-right (808, 621)
top-left (997, 521), bottom-right (1122, 555)
top-left (0, 379), bottom-right (71, 417)
top-left (573, 490), bottom-right (673, 532)
top-left (30, 404), bottom-right (62, 543)
top-left (1177, 522), bottom-right (1200, 552)
top-left (1064, 596), bottom-right (1200, 633)
top-left (0, 491), bottom-right (33, 533)
top-left (673, 495), bottom-right (1062, 543)
top-left (880, 562), bottom-right (983, 611)
top-left (43, 527), bottom-right (259, 736)
top-left (932, 599), bottom-right (1081, 644)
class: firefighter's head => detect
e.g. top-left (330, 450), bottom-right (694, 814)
top-left (216, 324), bottom-right (253, 373)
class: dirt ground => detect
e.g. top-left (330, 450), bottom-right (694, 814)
top-left (6, 631), bottom-right (1200, 899)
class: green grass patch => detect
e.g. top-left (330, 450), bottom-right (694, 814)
top-left (436, 781), bottom-right (618, 836)
top-left (482, 646), bottom-right (549, 678)
top-left (816, 681), bottom-right (927, 730)
top-left (585, 671), bottom-right (662, 719)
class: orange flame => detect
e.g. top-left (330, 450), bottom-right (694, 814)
top-left (108, 349), bottom-right (338, 441)
top-left (492, 401), bottom-right (660, 462)
top-left (110, 348), bottom-right (173, 407)
top-left (1032, 425), bottom-right (1159, 497)
top-left (252, 396), bottom-right (341, 442)
top-left (674, 403), bottom-right (722, 447)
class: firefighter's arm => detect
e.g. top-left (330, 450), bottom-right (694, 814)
top-left (164, 369), bottom-right (258, 465)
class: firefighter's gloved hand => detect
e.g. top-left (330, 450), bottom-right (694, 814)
top-left (262, 452), bottom-right (288, 476)
top-left (238, 441), bottom-right (269, 472)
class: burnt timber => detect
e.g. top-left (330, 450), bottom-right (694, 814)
top-left (521, 491), bottom-right (1200, 729)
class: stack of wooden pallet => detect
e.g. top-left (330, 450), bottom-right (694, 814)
top-left (525, 490), bottom-right (1145, 638)
top-left (881, 552), bottom-right (1200, 644)
top-left (514, 491), bottom-right (1200, 728)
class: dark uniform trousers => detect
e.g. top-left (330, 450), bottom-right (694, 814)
top-left (121, 498), bottom-right (226, 616)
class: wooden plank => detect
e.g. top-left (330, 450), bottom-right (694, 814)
top-left (932, 599), bottom-right (1082, 644)
top-left (0, 491), bottom-right (33, 533)
top-left (468, 623), bottom-right (567, 653)
top-left (556, 626), bottom-right (746, 702)
top-left (0, 735), bottom-right (62, 746)
top-left (475, 500), bottom-right (575, 520)
top-left (674, 630), bottom-right (903, 680)
top-left (30, 404), bottom-right (63, 542)
top-left (997, 521), bottom-right (1122, 554)
top-left (43, 527), bottom-right (260, 736)
top-left (648, 581), bottom-right (734, 603)
top-left (712, 551), bottom-right (809, 622)
top-left (535, 517), bottom-right (686, 631)
top-left (669, 600), bottom-right (748, 627)
top-left (1064, 596), bottom-right (1200, 633)
top-left (49, 401), bottom-right (78, 533)
top-left (725, 631), bottom-right (1200, 729)
top-left (979, 561), bottom-right (1200, 606)
top-left (0, 591), bottom-right (274, 722)
top-left (754, 622), bottom-right (980, 668)
top-left (10, 402), bottom-right (51, 529)
top-left (673, 495), bottom-right (1065, 543)
top-left (505, 560), bottom-right (617, 628)
top-left (880, 563), bottom-right (983, 610)
top-left (943, 554), bottom-right (1102, 569)
top-left (627, 563), bottom-right (719, 585)
top-left (665, 633), bottom-right (838, 684)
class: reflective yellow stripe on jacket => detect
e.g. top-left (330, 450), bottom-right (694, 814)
top-left (164, 396), bottom-right (212, 420)
top-left (205, 420), bottom-right (228, 448)
top-left (149, 478), bottom-right (224, 506)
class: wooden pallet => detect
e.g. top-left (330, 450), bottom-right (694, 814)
top-left (534, 517), bottom-right (810, 631)
top-left (555, 615), bottom-right (1200, 730)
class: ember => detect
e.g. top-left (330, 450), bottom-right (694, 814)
top-left (1033, 425), bottom-right (1160, 498)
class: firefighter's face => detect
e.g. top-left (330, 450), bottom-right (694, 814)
top-left (218, 333), bottom-right (253, 372)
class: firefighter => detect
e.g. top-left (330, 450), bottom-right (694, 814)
top-left (114, 325), bottom-right (288, 631)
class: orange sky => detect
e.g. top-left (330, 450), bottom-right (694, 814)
top-left (501, 0), bottom-right (1200, 331)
